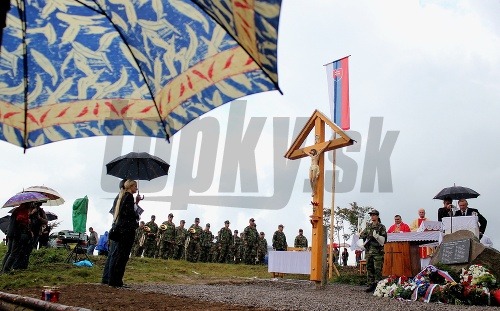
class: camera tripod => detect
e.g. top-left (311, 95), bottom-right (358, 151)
top-left (65, 240), bottom-right (92, 263)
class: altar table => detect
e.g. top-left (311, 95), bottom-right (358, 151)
top-left (268, 251), bottom-right (311, 275)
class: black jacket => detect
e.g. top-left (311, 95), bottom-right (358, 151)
top-left (453, 208), bottom-right (487, 234)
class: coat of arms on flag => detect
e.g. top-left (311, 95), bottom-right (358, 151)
top-left (333, 68), bottom-right (343, 80)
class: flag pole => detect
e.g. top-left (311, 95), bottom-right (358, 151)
top-left (328, 133), bottom-right (340, 279)
top-left (323, 55), bottom-right (351, 67)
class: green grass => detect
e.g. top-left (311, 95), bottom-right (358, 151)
top-left (0, 244), bottom-right (360, 290)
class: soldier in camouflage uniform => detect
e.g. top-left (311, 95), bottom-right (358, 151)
top-left (231, 230), bottom-right (241, 264)
top-left (257, 232), bottom-right (268, 264)
top-left (217, 220), bottom-right (232, 263)
top-left (243, 218), bottom-right (259, 264)
top-left (143, 215), bottom-right (159, 258)
top-left (155, 224), bottom-right (164, 258)
top-left (210, 236), bottom-right (219, 262)
top-left (237, 232), bottom-right (245, 264)
top-left (159, 213), bottom-right (176, 259)
top-left (359, 209), bottom-right (387, 293)
top-left (173, 220), bottom-right (187, 260)
top-left (272, 224), bottom-right (288, 251)
top-left (131, 221), bottom-right (145, 257)
top-left (186, 217), bottom-right (203, 262)
top-left (294, 229), bottom-right (308, 249)
top-left (199, 223), bottom-right (213, 262)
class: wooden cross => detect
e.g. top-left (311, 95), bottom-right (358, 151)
top-left (284, 110), bottom-right (354, 284)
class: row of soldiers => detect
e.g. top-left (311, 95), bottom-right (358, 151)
top-left (130, 215), bottom-right (272, 264)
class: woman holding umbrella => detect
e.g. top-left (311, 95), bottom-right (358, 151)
top-left (104, 179), bottom-right (140, 288)
top-left (1, 202), bottom-right (35, 273)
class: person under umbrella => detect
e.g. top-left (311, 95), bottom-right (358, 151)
top-left (20, 202), bottom-right (48, 268)
top-left (437, 197), bottom-right (454, 222)
top-left (1, 203), bottom-right (36, 273)
top-left (454, 199), bottom-right (487, 238)
top-left (102, 179), bottom-right (141, 288)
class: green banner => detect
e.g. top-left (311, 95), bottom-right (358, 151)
top-left (72, 195), bottom-right (88, 233)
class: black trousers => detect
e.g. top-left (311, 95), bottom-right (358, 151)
top-left (108, 230), bottom-right (135, 287)
top-left (2, 233), bottom-right (31, 272)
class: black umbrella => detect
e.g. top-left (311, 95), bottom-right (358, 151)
top-left (433, 186), bottom-right (480, 200)
top-left (45, 211), bottom-right (58, 221)
top-left (106, 152), bottom-right (170, 181)
top-left (0, 215), bottom-right (10, 235)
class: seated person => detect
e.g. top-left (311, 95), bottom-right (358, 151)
top-left (454, 198), bottom-right (487, 238)
top-left (387, 215), bottom-right (411, 233)
top-left (410, 208), bottom-right (427, 231)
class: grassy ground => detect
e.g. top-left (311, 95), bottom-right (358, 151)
top-left (0, 244), bottom-right (364, 290)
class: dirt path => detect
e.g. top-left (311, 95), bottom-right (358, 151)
top-left (7, 283), bottom-right (274, 311)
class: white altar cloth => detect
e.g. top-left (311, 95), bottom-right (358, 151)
top-left (417, 221), bottom-right (442, 232)
top-left (387, 231), bottom-right (442, 243)
top-left (441, 216), bottom-right (479, 237)
top-left (268, 251), bottom-right (311, 274)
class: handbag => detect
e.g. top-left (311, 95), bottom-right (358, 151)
top-left (108, 225), bottom-right (120, 241)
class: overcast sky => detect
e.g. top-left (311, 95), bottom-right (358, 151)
top-left (1, 0), bottom-right (499, 253)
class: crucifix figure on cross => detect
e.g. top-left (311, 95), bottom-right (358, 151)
top-left (308, 135), bottom-right (327, 196)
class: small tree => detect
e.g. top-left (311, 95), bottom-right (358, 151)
top-left (334, 202), bottom-right (372, 242)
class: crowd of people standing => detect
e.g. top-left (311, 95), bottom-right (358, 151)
top-left (100, 178), bottom-right (310, 288)
top-left (359, 197), bottom-right (489, 293)
top-left (127, 215), bottom-right (309, 266)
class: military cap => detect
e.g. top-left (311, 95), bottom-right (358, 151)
top-left (206, 223), bottom-right (210, 227)
top-left (234, 230), bottom-right (238, 233)
top-left (278, 224), bottom-right (284, 228)
top-left (299, 229), bottom-right (303, 232)
top-left (195, 217), bottom-right (200, 221)
top-left (260, 232), bottom-right (265, 235)
top-left (249, 218), bottom-right (255, 222)
top-left (168, 213), bottom-right (174, 217)
top-left (368, 209), bottom-right (379, 215)
top-left (224, 220), bottom-right (230, 224)
top-left (180, 220), bottom-right (186, 223)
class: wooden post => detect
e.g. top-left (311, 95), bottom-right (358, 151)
top-left (309, 118), bottom-right (325, 282)
top-left (328, 133), bottom-right (340, 279)
top-left (284, 110), bottom-right (354, 285)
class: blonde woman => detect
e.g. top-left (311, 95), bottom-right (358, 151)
top-left (104, 179), bottom-right (140, 288)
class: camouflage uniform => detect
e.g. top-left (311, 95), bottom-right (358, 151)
top-left (236, 233), bottom-right (244, 264)
top-left (294, 234), bottom-right (308, 248)
top-left (199, 225), bottom-right (213, 262)
top-left (143, 219), bottom-right (159, 258)
top-left (359, 217), bottom-right (387, 288)
top-left (243, 221), bottom-right (258, 264)
top-left (173, 222), bottom-right (188, 260)
top-left (154, 229), bottom-right (164, 258)
top-left (272, 227), bottom-right (287, 251)
top-left (257, 233), bottom-right (268, 264)
top-left (217, 223), bottom-right (232, 263)
top-left (186, 220), bottom-right (203, 262)
top-left (159, 219), bottom-right (176, 259)
top-left (131, 222), bottom-right (145, 257)
top-left (210, 237), bottom-right (219, 262)
top-left (230, 231), bottom-right (242, 264)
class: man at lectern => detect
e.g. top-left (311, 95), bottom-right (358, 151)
top-left (454, 199), bottom-right (487, 238)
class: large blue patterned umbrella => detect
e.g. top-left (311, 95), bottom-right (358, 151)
top-left (0, 1), bottom-right (282, 150)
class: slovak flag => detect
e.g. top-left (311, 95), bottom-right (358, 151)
top-left (325, 56), bottom-right (350, 130)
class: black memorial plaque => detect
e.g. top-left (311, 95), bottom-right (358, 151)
top-left (438, 239), bottom-right (471, 264)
